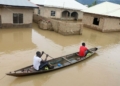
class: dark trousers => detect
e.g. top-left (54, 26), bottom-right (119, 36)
top-left (85, 50), bottom-right (91, 56)
top-left (39, 61), bottom-right (49, 70)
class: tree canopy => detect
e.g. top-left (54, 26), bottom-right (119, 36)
top-left (88, 0), bottom-right (97, 7)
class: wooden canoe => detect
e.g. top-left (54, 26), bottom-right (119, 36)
top-left (6, 47), bottom-right (98, 77)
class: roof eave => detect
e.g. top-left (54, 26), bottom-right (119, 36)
top-left (0, 4), bottom-right (38, 8)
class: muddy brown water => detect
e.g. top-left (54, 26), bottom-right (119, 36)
top-left (0, 23), bottom-right (120, 86)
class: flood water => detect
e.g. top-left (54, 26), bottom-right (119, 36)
top-left (0, 23), bottom-right (120, 86)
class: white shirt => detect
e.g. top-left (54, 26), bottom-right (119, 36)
top-left (33, 55), bottom-right (42, 70)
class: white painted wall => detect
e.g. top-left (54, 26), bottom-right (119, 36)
top-left (1, 7), bottom-right (33, 24)
top-left (34, 6), bottom-right (83, 20)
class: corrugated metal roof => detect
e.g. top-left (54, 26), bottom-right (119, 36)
top-left (0, 0), bottom-right (38, 8)
top-left (83, 1), bottom-right (120, 18)
top-left (106, 8), bottom-right (120, 18)
top-left (30, 0), bottom-right (88, 10)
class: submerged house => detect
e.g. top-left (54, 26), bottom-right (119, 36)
top-left (83, 1), bottom-right (120, 32)
top-left (0, 0), bottom-right (37, 28)
top-left (31, 0), bottom-right (87, 20)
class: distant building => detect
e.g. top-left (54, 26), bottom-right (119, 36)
top-left (0, 0), bottom-right (38, 28)
top-left (83, 1), bottom-right (120, 32)
top-left (31, 0), bottom-right (87, 20)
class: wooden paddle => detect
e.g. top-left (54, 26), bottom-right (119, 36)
top-left (43, 52), bottom-right (55, 59)
top-left (43, 52), bottom-right (71, 63)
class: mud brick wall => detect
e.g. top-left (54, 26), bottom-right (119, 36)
top-left (33, 14), bottom-right (83, 35)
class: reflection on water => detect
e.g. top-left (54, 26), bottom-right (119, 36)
top-left (33, 23), bottom-right (120, 48)
top-left (0, 28), bottom-right (36, 53)
top-left (9, 73), bottom-right (52, 86)
top-left (0, 23), bottom-right (120, 86)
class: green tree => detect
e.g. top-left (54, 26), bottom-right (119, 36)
top-left (88, 0), bottom-right (97, 7)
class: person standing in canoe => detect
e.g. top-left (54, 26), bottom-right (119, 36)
top-left (33, 51), bottom-right (49, 70)
top-left (79, 42), bottom-right (89, 57)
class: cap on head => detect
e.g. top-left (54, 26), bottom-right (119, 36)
top-left (82, 42), bottom-right (85, 46)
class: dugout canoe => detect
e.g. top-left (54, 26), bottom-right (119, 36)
top-left (6, 47), bottom-right (98, 77)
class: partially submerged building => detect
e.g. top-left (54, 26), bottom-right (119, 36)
top-left (83, 1), bottom-right (120, 32)
top-left (31, 0), bottom-right (87, 20)
top-left (0, 0), bottom-right (37, 28)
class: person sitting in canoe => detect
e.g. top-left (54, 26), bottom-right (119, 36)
top-left (33, 51), bottom-right (49, 70)
top-left (79, 42), bottom-right (91, 57)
